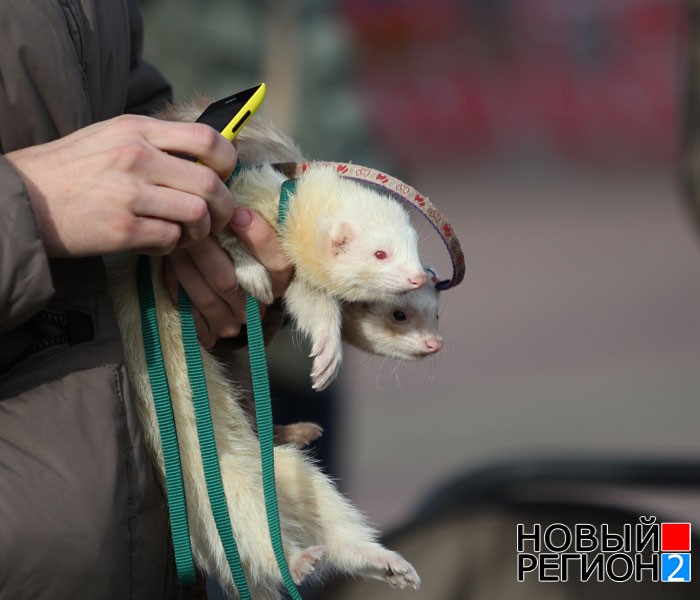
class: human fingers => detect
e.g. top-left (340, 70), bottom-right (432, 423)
top-left (121, 115), bottom-right (237, 181)
top-left (184, 237), bottom-right (248, 319)
top-left (229, 208), bottom-right (293, 298)
top-left (131, 185), bottom-right (212, 244)
top-left (164, 259), bottom-right (217, 346)
top-left (115, 143), bottom-right (233, 235)
top-left (165, 248), bottom-right (244, 346)
top-left (42, 115), bottom-right (237, 183)
top-left (100, 115), bottom-right (236, 235)
top-left (122, 217), bottom-right (182, 255)
top-left (152, 151), bottom-right (234, 234)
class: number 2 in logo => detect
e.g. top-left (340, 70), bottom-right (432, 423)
top-left (661, 553), bottom-right (691, 582)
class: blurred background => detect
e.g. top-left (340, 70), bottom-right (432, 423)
top-left (141, 0), bottom-right (700, 597)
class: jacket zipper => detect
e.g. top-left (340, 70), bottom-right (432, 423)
top-left (13, 310), bottom-right (70, 365)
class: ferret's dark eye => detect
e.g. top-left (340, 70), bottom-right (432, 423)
top-left (374, 250), bottom-right (387, 260)
top-left (393, 311), bottom-right (407, 322)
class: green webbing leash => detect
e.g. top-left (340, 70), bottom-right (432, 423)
top-left (278, 179), bottom-right (296, 224)
top-left (137, 256), bottom-right (196, 585)
top-left (245, 294), bottom-right (302, 600)
top-left (242, 176), bottom-right (302, 598)
top-left (178, 287), bottom-right (251, 599)
top-left (138, 171), bottom-right (303, 598)
top-left (138, 256), bottom-right (250, 596)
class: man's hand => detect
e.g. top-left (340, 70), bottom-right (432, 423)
top-left (164, 208), bottom-right (293, 348)
top-left (4, 114), bottom-right (292, 347)
top-left (5, 114), bottom-right (237, 256)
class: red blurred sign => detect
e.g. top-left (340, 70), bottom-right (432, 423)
top-left (342, 0), bottom-right (688, 168)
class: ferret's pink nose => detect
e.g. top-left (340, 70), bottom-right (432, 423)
top-left (408, 271), bottom-right (427, 289)
top-left (424, 337), bottom-right (443, 353)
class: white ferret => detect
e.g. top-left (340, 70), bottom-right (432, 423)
top-left (342, 267), bottom-right (442, 360)
top-left (233, 108), bottom-right (443, 368)
top-left (221, 163), bottom-right (427, 390)
top-left (159, 99), bottom-right (429, 390)
top-left (276, 280), bottom-right (443, 445)
top-left (261, 271), bottom-right (443, 447)
top-left (106, 104), bottom-right (430, 598)
top-left (109, 257), bottom-right (420, 599)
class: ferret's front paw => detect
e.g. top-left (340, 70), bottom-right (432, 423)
top-left (358, 548), bottom-right (421, 590)
top-left (289, 545), bottom-right (328, 585)
top-left (309, 336), bottom-right (343, 391)
top-left (235, 262), bottom-right (274, 305)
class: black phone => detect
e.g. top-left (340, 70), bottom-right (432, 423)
top-left (178, 83), bottom-right (267, 163)
top-left (195, 83), bottom-right (266, 140)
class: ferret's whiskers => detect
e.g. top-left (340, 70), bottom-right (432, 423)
top-left (345, 347), bottom-right (381, 383)
top-left (427, 356), bottom-right (437, 385)
top-left (417, 229), bottom-right (431, 247)
top-left (345, 354), bottom-right (370, 378)
top-left (374, 356), bottom-right (392, 391)
top-left (440, 292), bottom-right (455, 314)
top-left (374, 369), bottom-right (385, 393)
top-left (358, 352), bottom-right (374, 369)
top-left (389, 360), bottom-right (403, 392)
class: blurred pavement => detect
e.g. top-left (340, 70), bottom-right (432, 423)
top-left (336, 163), bottom-right (700, 530)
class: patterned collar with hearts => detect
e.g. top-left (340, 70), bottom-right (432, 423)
top-left (270, 161), bottom-right (465, 291)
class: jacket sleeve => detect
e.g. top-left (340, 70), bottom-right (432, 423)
top-left (0, 156), bottom-right (54, 333)
top-left (125, 0), bottom-right (173, 116)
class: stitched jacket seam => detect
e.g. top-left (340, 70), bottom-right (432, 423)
top-left (58, 0), bottom-right (88, 99)
top-left (112, 365), bottom-right (135, 600)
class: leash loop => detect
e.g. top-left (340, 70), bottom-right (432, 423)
top-left (137, 255), bottom-right (196, 585)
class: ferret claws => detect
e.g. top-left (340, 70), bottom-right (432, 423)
top-left (234, 263), bottom-right (274, 305)
top-left (359, 548), bottom-right (421, 590)
top-left (309, 336), bottom-right (343, 390)
top-left (289, 545), bottom-right (328, 585)
top-left (273, 422), bottom-right (324, 447)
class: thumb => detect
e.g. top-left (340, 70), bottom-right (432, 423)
top-left (229, 208), bottom-right (292, 294)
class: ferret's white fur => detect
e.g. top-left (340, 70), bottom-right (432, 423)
top-left (237, 112), bottom-right (443, 364)
top-left (160, 100), bottom-right (427, 389)
top-left (105, 102), bottom-right (424, 597)
top-left (272, 274), bottom-right (442, 447)
top-left (108, 255), bottom-right (420, 599)
top-left (342, 268), bottom-right (442, 360)
top-left (220, 165), bottom-right (426, 389)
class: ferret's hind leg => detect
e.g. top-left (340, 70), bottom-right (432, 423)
top-left (288, 545), bottom-right (328, 585)
top-left (271, 445), bottom-right (420, 590)
top-left (284, 279), bottom-right (343, 390)
top-left (216, 451), bottom-right (308, 595)
top-left (274, 422), bottom-right (324, 447)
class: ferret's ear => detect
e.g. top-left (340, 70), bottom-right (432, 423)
top-left (329, 221), bottom-right (357, 256)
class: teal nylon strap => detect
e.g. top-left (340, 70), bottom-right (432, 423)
top-left (245, 293), bottom-right (302, 599)
top-left (178, 287), bottom-right (251, 599)
top-left (249, 175), bottom-right (302, 597)
top-left (137, 255), bottom-right (196, 585)
top-left (278, 179), bottom-right (296, 225)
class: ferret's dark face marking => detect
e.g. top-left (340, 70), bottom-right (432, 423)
top-left (344, 274), bottom-right (442, 360)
